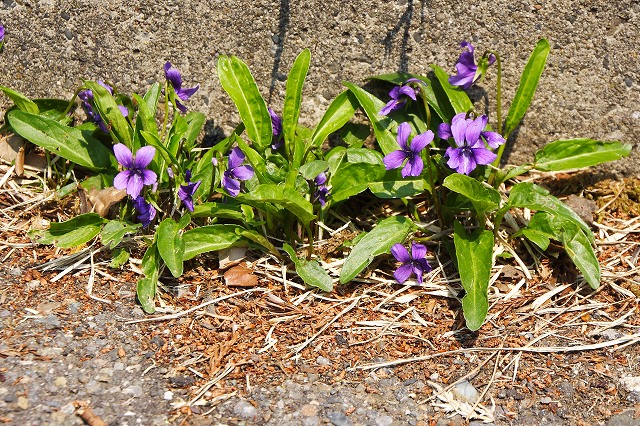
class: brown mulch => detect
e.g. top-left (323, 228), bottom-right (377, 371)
top-left (1, 169), bottom-right (639, 424)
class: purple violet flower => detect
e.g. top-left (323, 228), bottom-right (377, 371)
top-left (269, 108), bottom-right (284, 150)
top-left (164, 62), bottom-right (199, 113)
top-left (132, 196), bottom-right (156, 228)
top-left (313, 172), bottom-right (329, 207)
top-left (390, 242), bottom-right (432, 284)
top-left (439, 113), bottom-right (498, 175)
top-left (383, 122), bottom-right (433, 178)
top-left (0, 24), bottom-right (5, 45)
top-left (449, 41), bottom-right (496, 90)
top-left (379, 82), bottom-right (418, 116)
top-left (113, 144), bottom-right (158, 199)
top-left (222, 147), bottom-right (254, 197)
top-left (178, 170), bottom-right (202, 212)
top-left (78, 81), bottom-right (128, 133)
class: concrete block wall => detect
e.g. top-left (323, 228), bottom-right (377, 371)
top-left (1, 0), bottom-right (638, 174)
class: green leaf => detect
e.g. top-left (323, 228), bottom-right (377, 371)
top-left (443, 174), bottom-right (501, 217)
top-left (343, 82), bottom-right (398, 155)
top-left (100, 220), bottom-right (141, 249)
top-left (283, 244), bottom-right (333, 292)
top-left (516, 211), bottom-right (555, 250)
top-left (283, 49), bottom-right (310, 155)
top-left (217, 55), bottom-right (272, 150)
top-left (182, 225), bottom-right (245, 260)
top-left (140, 130), bottom-right (178, 165)
top-left (368, 178), bottom-right (425, 199)
top-left (132, 93), bottom-right (158, 147)
top-left (504, 39), bottom-right (550, 138)
top-left (143, 82), bottom-right (161, 113)
top-left (507, 182), bottom-right (594, 244)
top-left (453, 222), bottom-right (494, 331)
top-left (236, 228), bottom-right (279, 257)
top-left (8, 110), bottom-right (117, 171)
top-left (560, 223), bottom-right (600, 289)
top-left (517, 212), bottom-right (600, 288)
top-left (330, 162), bottom-right (385, 203)
top-left (299, 160), bottom-right (329, 180)
top-left (109, 247), bottom-right (130, 269)
top-left (138, 243), bottom-right (160, 313)
top-left (156, 218), bottom-right (185, 278)
top-left (340, 216), bottom-right (413, 284)
top-left (31, 213), bottom-right (106, 248)
top-left (430, 65), bottom-right (474, 114)
top-left (340, 122), bottom-right (371, 147)
top-left (236, 184), bottom-right (316, 225)
top-left (84, 81), bottom-right (133, 147)
top-left (184, 111), bottom-right (206, 151)
top-left (191, 202), bottom-right (245, 220)
top-left (533, 139), bottom-right (632, 171)
top-left (0, 85), bottom-right (39, 114)
top-left (494, 164), bottom-right (531, 187)
top-left (310, 90), bottom-right (359, 148)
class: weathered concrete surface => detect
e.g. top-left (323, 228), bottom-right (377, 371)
top-left (0, 0), bottom-right (638, 174)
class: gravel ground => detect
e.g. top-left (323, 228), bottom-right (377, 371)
top-left (1, 259), bottom-right (639, 426)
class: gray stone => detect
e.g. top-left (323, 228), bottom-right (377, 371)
top-left (233, 399), bottom-right (258, 419)
top-left (35, 315), bottom-right (61, 329)
top-left (607, 410), bottom-right (640, 426)
top-left (327, 410), bottom-right (352, 426)
top-left (122, 385), bottom-right (143, 398)
top-left (375, 414), bottom-right (394, 426)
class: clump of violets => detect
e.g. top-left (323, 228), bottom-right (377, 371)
top-left (178, 170), bottom-right (202, 212)
top-left (222, 147), bottom-right (254, 197)
top-left (113, 144), bottom-right (157, 199)
top-left (438, 112), bottom-right (504, 175)
top-left (0, 23), bottom-right (5, 49)
top-left (449, 41), bottom-right (496, 90)
top-left (133, 196), bottom-right (156, 228)
top-left (269, 108), bottom-right (284, 150)
top-left (78, 81), bottom-right (129, 133)
top-left (390, 242), bottom-right (432, 284)
top-left (313, 172), bottom-right (329, 207)
top-left (383, 122), bottom-right (433, 178)
top-left (164, 62), bottom-right (199, 113)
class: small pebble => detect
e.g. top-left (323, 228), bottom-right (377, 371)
top-left (17, 396), bottom-right (29, 409)
top-left (233, 400), bottom-right (257, 419)
top-left (54, 377), bottom-right (67, 387)
top-left (163, 391), bottom-right (174, 401)
top-left (316, 356), bottom-right (331, 366)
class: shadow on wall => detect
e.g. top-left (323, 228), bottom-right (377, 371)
top-left (268, 0), bottom-right (428, 95)
top-left (383, 0), bottom-right (428, 72)
top-left (269, 0), bottom-right (290, 102)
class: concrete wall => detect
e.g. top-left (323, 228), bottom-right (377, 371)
top-left (1, 0), bottom-right (638, 174)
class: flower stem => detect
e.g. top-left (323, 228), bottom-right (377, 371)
top-left (60, 87), bottom-right (82, 120)
top-left (160, 81), bottom-right (170, 143)
top-left (487, 50), bottom-right (504, 186)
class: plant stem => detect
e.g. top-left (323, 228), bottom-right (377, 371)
top-left (418, 86), bottom-right (444, 230)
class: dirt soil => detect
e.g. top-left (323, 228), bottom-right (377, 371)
top-left (1, 173), bottom-right (639, 426)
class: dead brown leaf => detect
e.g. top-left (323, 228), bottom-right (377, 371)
top-left (224, 264), bottom-right (258, 287)
top-left (86, 187), bottom-right (127, 217)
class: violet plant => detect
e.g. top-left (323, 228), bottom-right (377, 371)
top-left (344, 38), bottom-right (631, 330)
top-left (0, 38), bottom-right (632, 327)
